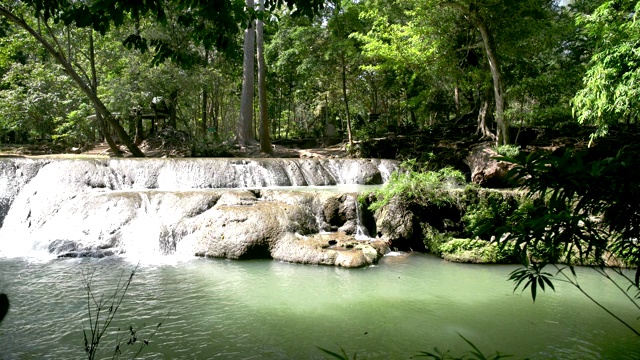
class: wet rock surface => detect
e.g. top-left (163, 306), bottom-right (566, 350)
top-left (271, 233), bottom-right (388, 267)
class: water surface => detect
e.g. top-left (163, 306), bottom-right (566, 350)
top-left (0, 254), bottom-right (638, 359)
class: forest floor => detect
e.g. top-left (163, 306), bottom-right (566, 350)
top-left (1, 123), bottom-right (638, 165)
top-left (0, 140), bottom-right (349, 158)
top-left (0, 123), bottom-right (352, 159)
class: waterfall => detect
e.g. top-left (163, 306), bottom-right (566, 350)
top-left (354, 197), bottom-right (371, 240)
top-left (0, 157), bottom-right (397, 266)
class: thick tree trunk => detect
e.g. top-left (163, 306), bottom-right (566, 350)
top-left (465, 142), bottom-right (514, 188)
top-left (135, 115), bottom-right (144, 144)
top-left (444, 3), bottom-right (509, 146)
top-left (476, 97), bottom-right (496, 140)
top-left (475, 18), bottom-right (509, 145)
top-left (256, 0), bottom-right (272, 154)
top-left (0, 6), bottom-right (144, 157)
top-left (238, 0), bottom-right (256, 146)
top-left (97, 113), bottom-right (122, 155)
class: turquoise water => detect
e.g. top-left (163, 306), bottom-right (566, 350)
top-left (0, 254), bottom-right (638, 359)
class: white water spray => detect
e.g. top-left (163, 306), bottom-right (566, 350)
top-left (353, 194), bottom-right (371, 241)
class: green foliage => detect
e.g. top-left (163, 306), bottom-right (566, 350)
top-left (508, 262), bottom-right (555, 302)
top-left (462, 189), bottom-right (528, 241)
top-left (493, 144), bottom-right (520, 158)
top-left (190, 135), bottom-right (233, 157)
top-left (369, 160), bottom-right (465, 212)
top-left (416, 333), bottom-right (512, 360)
top-left (497, 147), bottom-right (640, 334)
top-left (0, 61), bottom-right (88, 144)
top-left (423, 226), bottom-right (453, 255)
top-left (496, 147), bottom-right (640, 268)
top-left (52, 105), bottom-right (95, 146)
top-left (572, 0), bottom-right (640, 140)
top-left (438, 238), bottom-right (519, 264)
top-left (317, 345), bottom-right (357, 360)
top-left (438, 238), bottom-right (487, 255)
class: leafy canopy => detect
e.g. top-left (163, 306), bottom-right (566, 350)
top-left (572, 0), bottom-right (640, 139)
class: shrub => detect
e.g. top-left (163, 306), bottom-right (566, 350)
top-left (493, 144), bottom-right (520, 158)
top-left (190, 136), bottom-right (233, 157)
top-left (369, 160), bottom-right (465, 212)
top-left (462, 189), bottom-right (529, 241)
top-left (438, 238), bottom-right (519, 264)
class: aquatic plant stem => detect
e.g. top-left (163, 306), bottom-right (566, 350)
top-left (593, 267), bottom-right (640, 312)
top-left (553, 264), bottom-right (640, 337)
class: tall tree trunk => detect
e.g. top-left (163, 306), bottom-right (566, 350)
top-left (286, 81), bottom-right (292, 139)
top-left (256, 0), bottom-right (271, 154)
top-left (213, 82), bottom-right (220, 136)
top-left (201, 90), bottom-right (208, 135)
top-left (0, 6), bottom-right (144, 157)
top-left (274, 82), bottom-right (281, 139)
top-left (340, 52), bottom-right (353, 148)
top-left (444, 3), bottom-right (509, 145)
top-left (135, 114), bottom-right (144, 144)
top-left (201, 49), bottom-right (209, 136)
top-left (168, 90), bottom-right (178, 129)
top-left (238, 0), bottom-right (256, 146)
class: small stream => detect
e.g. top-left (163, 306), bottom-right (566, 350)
top-left (0, 254), bottom-right (638, 359)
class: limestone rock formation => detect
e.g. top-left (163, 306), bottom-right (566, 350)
top-left (374, 197), bottom-right (416, 249)
top-left (271, 233), bottom-right (387, 267)
top-left (0, 157), bottom-right (397, 267)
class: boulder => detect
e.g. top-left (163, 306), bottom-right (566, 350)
top-left (179, 201), bottom-right (317, 259)
top-left (375, 197), bottom-right (415, 247)
top-left (271, 232), bottom-right (387, 268)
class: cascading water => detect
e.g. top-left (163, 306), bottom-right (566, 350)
top-left (351, 194), bottom-right (371, 240)
top-left (0, 157), bottom-right (398, 267)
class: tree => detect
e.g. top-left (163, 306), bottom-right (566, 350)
top-left (326, 0), bottom-right (365, 149)
top-left (0, 3), bottom-right (144, 156)
top-left (356, 0), bottom-right (565, 143)
top-left (441, 1), bottom-right (508, 145)
top-left (257, 0), bottom-right (272, 153)
top-left (88, 28), bottom-right (122, 156)
top-left (572, 0), bottom-right (640, 141)
top-left (1, 0), bottom-right (325, 152)
top-left (238, 0), bottom-right (257, 147)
